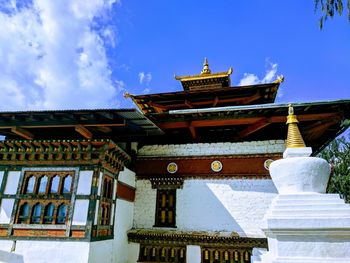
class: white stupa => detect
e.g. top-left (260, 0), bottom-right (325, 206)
top-left (252, 104), bottom-right (350, 263)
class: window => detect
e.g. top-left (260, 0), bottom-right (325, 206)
top-left (155, 189), bottom-right (176, 227)
top-left (99, 175), bottom-right (114, 226)
top-left (56, 203), bottom-right (67, 224)
top-left (201, 248), bottom-right (251, 263)
top-left (62, 175), bottom-right (72, 193)
top-left (139, 245), bottom-right (186, 263)
top-left (16, 171), bottom-right (74, 225)
top-left (43, 203), bottom-right (55, 224)
top-left (50, 175), bottom-right (60, 193)
top-left (30, 203), bottom-right (42, 224)
top-left (38, 175), bottom-right (48, 194)
top-left (25, 176), bottom-right (36, 194)
top-left (17, 203), bottom-right (30, 224)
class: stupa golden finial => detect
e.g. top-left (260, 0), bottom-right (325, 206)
top-left (201, 58), bottom-right (211, 75)
top-left (286, 104), bottom-right (306, 148)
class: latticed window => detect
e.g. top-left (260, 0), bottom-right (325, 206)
top-left (99, 174), bottom-right (114, 226)
top-left (56, 203), bottom-right (67, 224)
top-left (25, 176), bottom-right (35, 194)
top-left (17, 203), bottom-right (30, 224)
top-left (43, 203), bottom-right (55, 224)
top-left (30, 203), bottom-right (42, 224)
top-left (155, 189), bottom-right (176, 227)
top-left (62, 175), bottom-right (72, 193)
top-left (139, 244), bottom-right (186, 263)
top-left (50, 175), bottom-right (60, 193)
top-left (38, 176), bottom-right (48, 194)
top-left (16, 171), bottom-right (74, 225)
top-left (202, 247), bottom-right (251, 263)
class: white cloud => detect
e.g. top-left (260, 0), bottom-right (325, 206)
top-left (239, 60), bottom-right (278, 86)
top-left (142, 88), bottom-right (151, 94)
top-left (138, 71), bottom-right (152, 85)
top-left (0, 0), bottom-right (120, 111)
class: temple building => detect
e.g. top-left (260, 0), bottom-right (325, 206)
top-left (0, 59), bottom-right (349, 263)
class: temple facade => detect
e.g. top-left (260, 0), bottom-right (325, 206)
top-left (0, 60), bottom-right (349, 263)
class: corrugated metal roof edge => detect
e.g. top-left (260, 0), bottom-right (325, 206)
top-left (168, 99), bottom-right (350, 115)
top-left (0, 108), bottom-right (138, 114)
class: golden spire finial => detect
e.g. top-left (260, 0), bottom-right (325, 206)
top-left (201, 58), bottom-right (211, 75)
top-left (286, 104), bottom-right (306, 148)
top-left (123, 92), bottom-right (132, 99)
top-left (274, 75), bottom-right (285, 84)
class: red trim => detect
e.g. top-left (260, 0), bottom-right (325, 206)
top-left (136, 156), bottom-right (281, 178)
top-left (117, 181), bottom-right (136, 202)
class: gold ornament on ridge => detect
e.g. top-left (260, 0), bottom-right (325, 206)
top-left (200, 58), bottom-right (211, 75)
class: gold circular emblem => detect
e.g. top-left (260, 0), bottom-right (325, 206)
top-left (264, 159), bottom-right (274, 170)
top-left (211, 160), bottom-right (223, 172)
top-left (167, 162), bottom-right (178, 174)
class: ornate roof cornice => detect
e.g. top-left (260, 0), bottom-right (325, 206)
top-left (0, 139), bottom-right (130, 172)
top-left (127, 229), bottom-right (267, 248)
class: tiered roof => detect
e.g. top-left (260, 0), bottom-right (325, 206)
top-left (0, 60), bottom-right (349, 154)
top-left (125, 59), bottom-right (282, 114)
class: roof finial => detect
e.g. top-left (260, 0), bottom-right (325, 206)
top-left (201, 58), bottom-right (211, 75)
top-left (286, 104), bottom-right (306, 148)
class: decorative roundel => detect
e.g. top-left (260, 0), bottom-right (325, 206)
top-left (264, 159), bottom-right (274, 170)
top-left (167, 162), bottom-right (178, 174)
top-left (211, 160), bottom-right (223, 172)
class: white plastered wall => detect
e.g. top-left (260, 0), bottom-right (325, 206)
top-left (118, 167), bottom-right (136, 188)
top-left (116, 167), bottom-right (136, 263)
top-left (133, 179), bottom-right (277, 237)
top-left (138, 140), bottom-right (285, 157)
top-left (88, 199), bottom-right (136, 263)
top-left (89, 168), bottom-right (136, 263)
top-left (0, 240), bottom-right (90, 263)
top-left (114, 199), bottom-right (135, 263)
top-left (133, 180), bottom-right (156, 229)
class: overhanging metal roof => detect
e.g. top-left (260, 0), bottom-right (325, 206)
top-left (0, 108), bottom-right (163, 141)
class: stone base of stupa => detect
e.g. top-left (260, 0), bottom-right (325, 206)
top-left (254, 193), bottom-right (350, 263)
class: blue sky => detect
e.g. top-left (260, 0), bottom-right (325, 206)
top-left (0, 0), bottom-right (349, 110)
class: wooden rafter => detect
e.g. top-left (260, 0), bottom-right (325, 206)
top-left (238, 118), bottom-right (271, 138)
top-left (184, 100), bottom-right (193, 109)
top-left (213, 96), bottom-right (219, 107)
top-left (238, 93), bottom-right (261, 104)
top-left (303, 119), bottom-right (340, 141)
top-left (188, 121), bottom-right (196, 139)
top-left (11, 127), bottom-right (34, 140)
top-left (75, 125), bottom-right (93, 139)
top-left (140, 93), bottom-right (267, 113)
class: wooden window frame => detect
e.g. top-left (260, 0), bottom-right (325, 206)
top-left (15, 171), bottom-right (74, 225)
top-left (154, 189), bottom-right (176, 228)
top-left (99, 174), bottom-right (114, 226)
top-left (201, 247), bottom-right (252, 263)
top-left (139, 244), bottom-right (186, 263)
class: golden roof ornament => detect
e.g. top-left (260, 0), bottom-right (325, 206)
top-left (123, 92), bottom-right (132, 99)
top-left (274, 75), bottom-right (285, 84)
top-left (286, 104), bottom-right (306, 148)
top-left (200, 58), bottom-right (211, 75)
